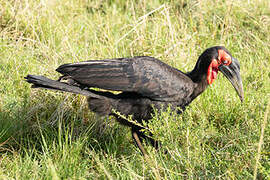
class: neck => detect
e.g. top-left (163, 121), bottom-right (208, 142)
top-left (186, 64), bottom-right (209, 100)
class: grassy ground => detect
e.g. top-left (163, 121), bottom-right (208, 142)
top-left (0, 0), bottom-right (269, 179)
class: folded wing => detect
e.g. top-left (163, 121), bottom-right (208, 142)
top-left (56, 56), bottom-right (195, 102)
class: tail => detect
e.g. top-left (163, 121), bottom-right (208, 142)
top-left (25, 75), bottom-right (101, 98)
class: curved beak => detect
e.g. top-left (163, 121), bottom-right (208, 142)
top-left (219, 57), bottom-right (244, 102)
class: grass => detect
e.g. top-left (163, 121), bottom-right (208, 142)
top-left (0, 0), bottom-right (269, 179)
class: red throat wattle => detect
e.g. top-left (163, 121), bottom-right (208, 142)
top-left (207, 59), bottom-right (219, 85)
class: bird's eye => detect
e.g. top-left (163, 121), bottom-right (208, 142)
top-left (218, 49), bottom-right (232, 66)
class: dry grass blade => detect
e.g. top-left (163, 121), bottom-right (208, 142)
top-left (115, 4), bottom-right (165, 44)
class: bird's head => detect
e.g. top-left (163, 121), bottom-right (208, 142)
top-left (195, 46), bottom-right (244, 102)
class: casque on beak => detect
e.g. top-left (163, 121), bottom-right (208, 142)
top-left (219, 57), bottom-right (244, 102)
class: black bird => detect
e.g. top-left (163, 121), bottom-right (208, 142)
top-left (25, 46), bottom-right (244, 156)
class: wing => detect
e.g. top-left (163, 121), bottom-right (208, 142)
top-left (56, 56), bottom-right (196, 102)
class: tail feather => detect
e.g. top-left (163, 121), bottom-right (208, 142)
top-left (25, 75), bottom-right (100, 98)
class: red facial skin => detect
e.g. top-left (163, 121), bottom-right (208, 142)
top-left (207, 49), bottom-right (232, 85)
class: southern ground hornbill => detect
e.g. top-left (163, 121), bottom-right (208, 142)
top-left (25, 46), bottom-right (244, 156)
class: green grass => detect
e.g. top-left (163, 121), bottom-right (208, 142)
top-left (0, 0), bottom-right (270, 179)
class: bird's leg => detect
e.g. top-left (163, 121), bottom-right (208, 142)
top-left (142, 135), bottom-right (167, 154)
top-left (132, 126), bottom-right (163, 156)
top-left (131, 128), bottom-right (147, 156)
top-left (140, 132), bottom-right (160, 150)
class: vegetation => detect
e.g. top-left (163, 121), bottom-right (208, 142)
top-left (0, 0), bottom-right (269, 179)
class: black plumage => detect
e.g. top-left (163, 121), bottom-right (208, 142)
top-left (25, 46), bottom-right (244, 155)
